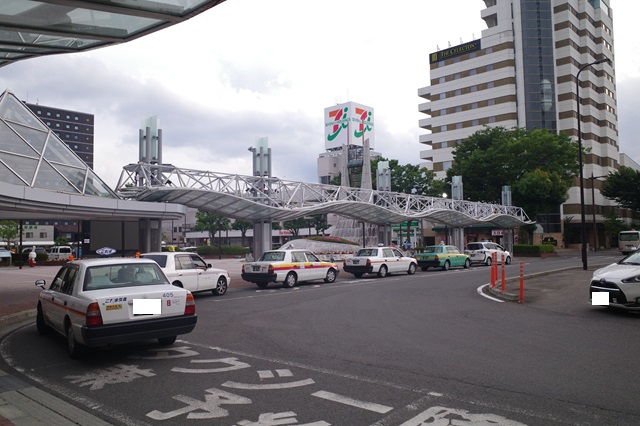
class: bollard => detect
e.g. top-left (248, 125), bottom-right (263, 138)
top-left (501, 253), bottom-right (506, 292)
top-left (490, 252), bottom-right (497, 288)
top-left (519, 262), bottom-right (524, 303)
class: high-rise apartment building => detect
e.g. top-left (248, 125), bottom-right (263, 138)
top-left (419, 0), bottom-right (620, 244)
top-left (25, 102), bottom-right (95, 168)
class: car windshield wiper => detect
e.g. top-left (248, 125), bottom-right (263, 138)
top-left (620, 261), bottom-right (640, 265)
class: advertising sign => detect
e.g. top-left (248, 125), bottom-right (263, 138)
top-left (430, 39), bottom-right (481, 64)
top-left (324, 102), bottom-right (374, 150)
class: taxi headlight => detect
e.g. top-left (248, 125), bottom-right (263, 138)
top-left (621, 275), bottom-right (640, 283)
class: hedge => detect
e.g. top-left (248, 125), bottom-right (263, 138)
top-left (513, 244), bottom-right (555, 255)
top-left (196, 245), bottom-right (251, 256)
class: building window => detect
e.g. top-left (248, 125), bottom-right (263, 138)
top-left (487, 81), bottom-right (494, 88)
top-left (470, 69), bottom-right (477, 76)
top-left (39, 232), bottom-right (47, 238)
top-left (46, 112), bottom-right (51, 116)
top-left (488, 116), bottom-right (496, 123)
top-left (488, 99), bottom-right (496, 106)
top-left (26, 232), bottom-right (33, 238)
top-left (439, 77), bottom-right (445, 83)
top-left (440, 109), bottom-right (447, 116)
top-left (472, 119), bottom-right (479, 126)
top-left (441, 125), bottom-right (447, 132)
top-left (456, 122), bottom-right (463, 129)
top-left (470, 85), bottom-right (478, 92)
top-left (486, 47), bottom-right (493, 54)
top-left (486, 64), bottom-right (494, 71)
top-left (455, 106), bottom-right (462, 112)
top-left (442, 161), bottom-right (453, 170)
top-left (455, 89), bottom-right (462, 96)
top-left (454, 73), bottom-right (461, 80)
top-left (471, 102), bottom-right (479, 109)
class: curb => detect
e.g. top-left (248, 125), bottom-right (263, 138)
top-left (484, 263), bottom-right (611, 302)
top-left (0, 309), bottom-right (36, 331)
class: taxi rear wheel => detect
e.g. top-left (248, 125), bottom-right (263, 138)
top-left (377, 265), bottom-right (388, 278)
top-left (485, 256), bottom-right (492, 266)
top-left (256, 282), bottom-right (269, 289)
top-left (158, 336), bottom-right (177, 345)
top-left (213, 276), bottom-right (228, 296)
top-left (421, 266), bottom-right (429, 271)
top-left (66, 322), bottom-right (84, 359)
top-left (464, 258), bottom-right (471, 269)
top-left (442, 260), bottom-right (450, 271)
top-left (324, 268), bottom-right (337, 283)
top-left (283, 272), bottom-right (297, 288)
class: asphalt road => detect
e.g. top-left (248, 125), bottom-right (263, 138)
top-left (2, 253), bottom-right (640, 425)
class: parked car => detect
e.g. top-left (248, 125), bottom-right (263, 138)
top-left (343, 246), bottom-right (417, 278)
top-left (242, 249), bottom-right (339, 289)
top-left (35, 258), bottom-right (197, 358)
top-left (22, 247), bottom-right (47, 256)
top-left (415, 245), bottom-right (471, 271)
top-left (47, 245), bottom-right (73, 260)
top-left (465, 242), bottom-right (511, 266)
top-left (141, 252), bottom-right (229, 296)
top-left (589, 250), bottom-right (640, 310)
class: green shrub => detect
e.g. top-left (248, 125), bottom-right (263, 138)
top-left (197, 245), bottom-right (250, 256)
top-left (513, 244), bottom-right (555, 255)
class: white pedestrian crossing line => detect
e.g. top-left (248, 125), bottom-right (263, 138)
top-left (312, 390), bottom-right (393, 414)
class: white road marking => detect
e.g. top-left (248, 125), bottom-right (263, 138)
top-left (311, 390), bottom-right (393, 414)
top-left (477, 284), bottom-right (504, 302)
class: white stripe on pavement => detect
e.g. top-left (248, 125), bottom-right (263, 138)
top-left (311, 390), bottom-right (393, 413)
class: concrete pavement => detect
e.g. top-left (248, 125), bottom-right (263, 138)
top-left (0, 254), bottom-right (614, 425)
top-left (0, 257), bottom-right (247, 426)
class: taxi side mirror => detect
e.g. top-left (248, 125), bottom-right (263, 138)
top-left (35, 279), bottom-right (46, 288)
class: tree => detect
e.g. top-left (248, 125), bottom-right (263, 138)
top-left (309, 214), bottom-right (329, 235)
top-left (601, 167), bottom-right (640, 212)
top-left (232, 219), bottom-right (253, 246)
top-left (283, 218), bottom-right (306, 238)
top-left (328, 158), bottom-right (447, 196)
top-left (54, 236), bottom-right (69, 246)
top-left (446, 126), bottom-right (580, 214)
top-left (0, 220), bottom-right (18, 248)
top-left (194, 211), bottom-right (231, 246)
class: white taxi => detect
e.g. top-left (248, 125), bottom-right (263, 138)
top-left (343, 246), bottom-right (418, 278)
top-left (241, 249), bottom-right (339, 289)
top-left (35, 258), bottom-right (197, 358)
top-left (141, 252), bottom-right (230, 296)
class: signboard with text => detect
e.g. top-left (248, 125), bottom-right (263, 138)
top-left (324, 101), bottom-right (374, 150)
top-left (430, 39), bottom-right (482, 64)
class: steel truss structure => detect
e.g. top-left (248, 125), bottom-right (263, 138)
top-left (116, 163), bottom-right (533, 228)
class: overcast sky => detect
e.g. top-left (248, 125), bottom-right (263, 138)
top-left (1, 0), bottom-right (638, 188)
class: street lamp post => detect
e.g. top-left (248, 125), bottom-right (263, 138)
top-left (589, 174), bottom-right (608, 252)
top-left (576, 57), bottom-right (610, 270)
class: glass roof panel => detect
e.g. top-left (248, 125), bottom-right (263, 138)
top-left (33, 160), bottom-right (81, 193)
top-left (5, 121), bottom-right (48, 154)
top-left (0, 159), bottom-right (28, 185)
top-left (0, 121), bottom-right (40, 157)
top-left (107, 0), bottom-right (214, 16)
top-left (43, 135), bottom-right (86, 169)
top-left (0, 152), bottom-right (37, 184)
top-left (84, 171), bottom-right (118, 197)
top-left (0, 94), bottom-right (48, 130)
top-left (56, 163), bottom-right (87, 193)
top-left (0, 1), bottom-right (224, 68)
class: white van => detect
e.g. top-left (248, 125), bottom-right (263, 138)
top-left (618, 230), bottom-right (640, 255)
top-left (48, 245), bottom-right (73, 260)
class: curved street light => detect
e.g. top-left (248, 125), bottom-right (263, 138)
top-left (576, 57), bottom-right (611, 270)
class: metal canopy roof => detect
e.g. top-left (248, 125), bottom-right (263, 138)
top-left (0, 0), bottom-right (226, 68)
top-left (116, 163), bottom-right (534, 228)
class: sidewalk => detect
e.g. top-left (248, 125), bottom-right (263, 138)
top-left (0, 258), bottom-right (247, 425)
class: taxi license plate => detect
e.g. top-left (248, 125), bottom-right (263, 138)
top-left (252, 266), bottom-right (261, 272)
top-left (352, 259), bottom-right (359, 265)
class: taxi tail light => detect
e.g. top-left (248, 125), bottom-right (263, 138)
top-left (268, 265), bottom-right (274, 275)
top-left (184, 293), bottom-right (196, 316)
top-left (241, 264), bottom-right (245, 274)
top-left (434, 255), bottom-right (439, 262)
top-left (366, 258), bottom-right (371, 267)
top-left (86, 302), bottom-right (103, 326)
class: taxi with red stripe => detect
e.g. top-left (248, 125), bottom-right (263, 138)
top-left (35, 258), bottom-right (197, 358)
top-left (241, 249), bottom-right (339, 289)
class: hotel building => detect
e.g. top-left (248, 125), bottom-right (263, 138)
top-left (418, 0), bottom-right (621, 246)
